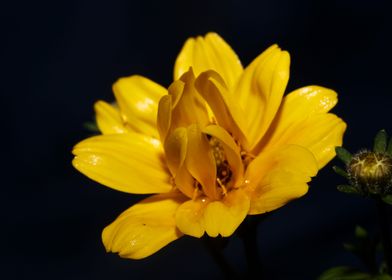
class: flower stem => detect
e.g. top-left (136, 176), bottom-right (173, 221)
top-left (238, 216), bottom-right (263, 278)
top-left (202, 236), bottom-right (238, 280)
top-left (376, 198), bottom-right (392, 274)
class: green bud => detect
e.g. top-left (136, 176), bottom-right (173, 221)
top-left (347, 151), bottom-right (392, 195)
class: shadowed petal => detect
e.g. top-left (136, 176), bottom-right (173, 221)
top-left (94, 101), bottom-right (127, 134)
top-left (113, 75), bottom-right (167, 138)
top-left (72, 133), bottom-right (172, 194)
top-left (102, 192), bottom-right (187, 259)
top-left (174, 32), bottom-right (243, 89)
top-left (186, 124), bottom-right (218, 199)
top-left (244, 145), bottom-right (318, 215)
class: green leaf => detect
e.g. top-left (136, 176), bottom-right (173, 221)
top-left (355, 225), bottom-right (368, 239)
top-left (318, 266), bottom-right (372, 280)
top-left (374, 130), bottom-right (388, 153)
top-left (382, 195), bottom-right (392, 205)
top-left (338, 185), bottom-right (359, 194)
top-left (373, 274), bottom-right (392, 280)
top-left (334, 165), bottom-right (349, 178)
top-left (387, 137), bottom-right (392, 157)
top-left (336, 147), bottom-right (353, 164)
top-left (83, 121), bottom-right (99, 133)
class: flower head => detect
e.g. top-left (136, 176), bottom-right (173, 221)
top-left (72, 33), bottom-right (346, 259)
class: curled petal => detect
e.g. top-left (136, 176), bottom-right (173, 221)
top-left (72, 133), bottom-right (171, 194)
top-left (186, 124), bottom-right (218, 199)
top-left (244, 145), bottom-right (318, 215)
top-left (235, 45), bottom-right (290, 149)
top-left (174, 32), bottom-right (243, 89)
top-left (169, 70), bottom-right (210, 130)
top-left (94, 101), bottom-right (127, 134)
top-left (113, 75), bottom-right (166, 138)
top-left (102, 192), bottom-right (187, 259)
top-left (195, 70), bottom-right (248, 147)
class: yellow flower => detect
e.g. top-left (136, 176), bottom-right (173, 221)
top-left (72, 33), bottom-right (346, 259)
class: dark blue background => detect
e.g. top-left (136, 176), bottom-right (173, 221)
top-left (2, 0), bottom-right (391, 279)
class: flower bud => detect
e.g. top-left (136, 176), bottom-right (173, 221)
top-left (348, 151), bottom-right (392, 195)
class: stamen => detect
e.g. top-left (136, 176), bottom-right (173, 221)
top-left (217, 178), bottom-right (228, 196)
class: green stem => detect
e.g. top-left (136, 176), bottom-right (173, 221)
top-left (238, 216), bottom-right (263, 278)
top-left (202, 236), bottom-right (238, 280)
top-left (376, 199), bottom-right (392, 274)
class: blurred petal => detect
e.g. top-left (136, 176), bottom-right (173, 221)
top-left (244, 145), bottom-right (318, 215)
top-left (203, 189), bottom-right (250, 237)
top-left (113, 75), bottom-right (166, 138)
top-left (94, 101), bottom-right (127, 134)
top-left (235, 45), bottom-right (290, 149)
top-left (195, 70), bottom-right (248, 147)
top-left (186, 124), bottom-right (218, 199)
top-left (174, 32), bottom-right (243, 89)
top-left (72, 133), bottom-right (171, 194)
top-left (203, 125), bottom-right (244, 187)
top-left (175, 198), bottom-right (209, 238)
top-left (256, 86), bottom-right (346, 168)
top-left (102, 192), bottom-right (187, 259)
top-left (169, 70), bottom-right (209, 130)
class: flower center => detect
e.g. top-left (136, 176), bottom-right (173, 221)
top-left (209, 137), bottom-right (233, 194)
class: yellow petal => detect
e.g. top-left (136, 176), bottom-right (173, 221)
top-left (72, 133), bottom-right (172, 194)
top-left (195, 70), bottom-right (248, 148)
top-left (102, 192), bottom-right (187, 259)
top-left (244, 145), bottom-right (318, 215)
top-left (255, 86), bottom-right (346, 168)
top-left (112, 75), bottom-right (166, 138)
top-left (203, 125), bottom-right (244, 187)
top-left (157, 95), bottom-right (172, 143)
top-left (94, 101), bottom-right (127, 134)
top-left (169, 69), bottom-right (210, 130)
top-left (186, 124), bottom-right (218, 199)
top-left (175, 197), bottom-right (210, 238)
top-left (163, 127), bottom-right (187, 177)
top-left (174, 32), bottom-right (243, 89)
top-left (235, 45), bottom-right (290, 149)
top-left (203, 189), bottom-right (250, 237)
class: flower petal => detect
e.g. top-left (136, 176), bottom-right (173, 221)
top-left (186, 124), bottom-right (218, 199)
top-left (72, 133), bottom-right (172, 194)
top-left (174, 32), bottom-right (243, 89)
top-left (94, 101), bottom-right (127, 134)
top-left (169, 69), bottom-right (210, 130)
top-left (203, 189), bottom-right (250, 237)
top-left (203, 124), bottom-right (244, 187)
top-left (102, 192), bottom-right (187, 259)
top-left (175, 197), bottom-right (209, 238)
top-left (157, 95), bottom-right (172, 143)
top-left (255, 86), bottom-right (346, 168)
top-left (163, 127), bottom-right (196, 198)
top-left (195, 70), bottom-right (248, 148)
top-left (244, 145), bottom-right (318, 215)
top-left (112, 75), bottom-right (166, 138)
top-left (235, 45), bottom-right (290, 149)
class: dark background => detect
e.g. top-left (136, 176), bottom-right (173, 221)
top-left (2, 0), bottom-right (392, 279)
